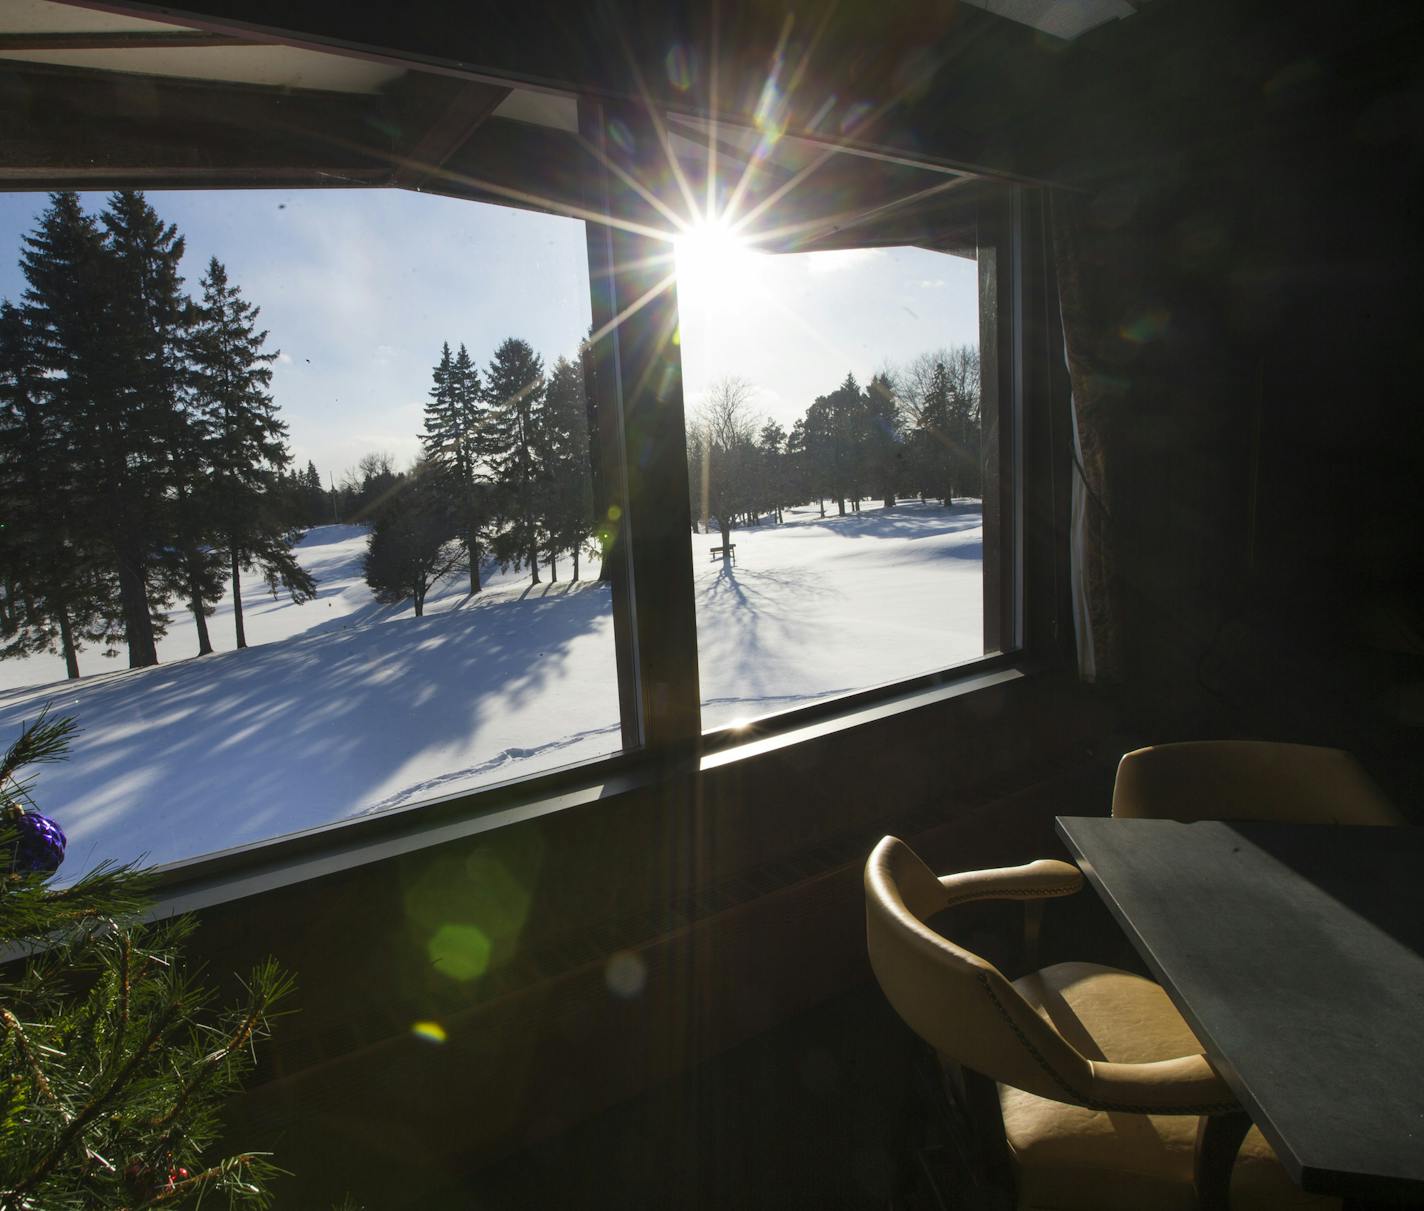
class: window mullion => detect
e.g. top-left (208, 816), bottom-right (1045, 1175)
top-left (579, 97), bottom-right (702, 756)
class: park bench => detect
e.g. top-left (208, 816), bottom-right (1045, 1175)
top-left (709, 544), bottom-right (736, 565)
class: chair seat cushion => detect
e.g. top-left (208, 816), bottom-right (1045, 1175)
top-left (999, 962), bottom-right (1335, 1211)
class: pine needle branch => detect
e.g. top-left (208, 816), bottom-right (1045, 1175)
top-left (12, 1000), bottom-right (184, 1201)
top-left (0, 709), bottom-right (78, 801)
top-left (0, 1007), bottom-right (58, 1106)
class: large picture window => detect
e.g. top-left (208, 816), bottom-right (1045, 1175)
top-left (0, 3), bottom-right (1024, 881)
top-left (655, 115), bottom-right (1016, 732)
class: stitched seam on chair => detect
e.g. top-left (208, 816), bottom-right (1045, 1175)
top-left (973, 971), bottom-right (1239, 1115)
top-left (943, 882), bottom-right (1082, 908)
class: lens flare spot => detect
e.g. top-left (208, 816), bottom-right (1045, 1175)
top-left (1119, 308), bottom-right (1170, 344)
top-left (840, 101), bottom-right (873, 134)
top-left (410, 1020), bottom-right (447, 1044)
top-left (608, 118), bottom-right (634, 155)
top-left (605, 950), bottom-right (647, 999)
top-left (427, 923), bottom-right (492, 981)
top-left (754, 75), bottom-right (786, 144)
top-left (665, 44), bottom-right (693, 91)
top-left (607, 504), bottom-right (622, 521)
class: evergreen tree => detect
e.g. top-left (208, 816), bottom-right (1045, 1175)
top-left (0, 300), bottom-right (119, 677)
top-left (189, 258), bottom-right (314, 649)
top-left (421, 343), bottom-right (489, 593)
top-left (0, 713), bottom-right (291, 1209)
top-left (828, 372), bottom-right (869, 513)
top-left (800, 398), bottom-right (835, 517)
top-left (915, 358), bottom-right (956, 505)
top-left (484, 338), bottom-right (547, 584)
top-left (301, 461), bottom-right (328, 526)
top-left (362, 463), bottom-right (461, 616)
top-left (539, 355), bottom-right (595, 580)
top-left (18, 194), bottom-right (161, 669)
top-left (864, 371), bottom-right (903, 508)
top-left (756, 420), bottom-right (787, 524)
top-left (98, 191), bottom-right (194, 667)
top-left (786, 417), bottom-right (813, 517)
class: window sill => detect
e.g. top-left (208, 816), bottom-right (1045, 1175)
top-left (139, 654), bottom-right (1034, 920)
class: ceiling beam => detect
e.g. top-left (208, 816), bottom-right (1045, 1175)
top-left (381, 73), bottom-right (511, 190)
top-left (0, 31), bottom-right (259, 51)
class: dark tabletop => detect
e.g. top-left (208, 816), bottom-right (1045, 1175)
top-left (1055, 817), bottom-right (1424, 1204)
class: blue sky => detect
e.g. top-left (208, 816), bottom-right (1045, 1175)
top-left (0, 188), bottom-right (978, 475)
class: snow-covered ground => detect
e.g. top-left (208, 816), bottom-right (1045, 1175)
top-left (0, 501), bottom-right (982, 876)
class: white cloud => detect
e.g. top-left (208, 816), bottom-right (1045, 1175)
top-left (917, 278), bottom-right (946, 288)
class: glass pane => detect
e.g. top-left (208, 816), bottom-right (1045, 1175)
top-left (661, 120), bottom-right (996, 731)
top-left (0, 56), bottom-right (623, 875)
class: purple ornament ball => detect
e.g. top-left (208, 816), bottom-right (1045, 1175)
top-left (9, 810), bottom-right (66, 874)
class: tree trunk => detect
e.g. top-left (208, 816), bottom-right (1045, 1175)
top-left (719, 518), bottom-right (732, 565)
top-left (230, 550), bottom-right (247, 649)
top-left (819, 498), bottom-right (826, 518)
top-left (116, 551), bottom-right (158, 668)
top-left (58, 609), bottom-right (79, 680)
top-left (573, 544), bottom-right (580, 581)
top-left (883, 494), bottom-right (895, 509)
top-left (467, 529), bottom-right (482, 593)
top-left (549, 551), bottom-right (558, 582)
top-left (836, 496), bottom-right (846, 516)
top-left (413, 585), bottom-right (425, 617)
top-left (189, 572), bottom-right (213, 656)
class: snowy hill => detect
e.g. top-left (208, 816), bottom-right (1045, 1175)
top-left (0, 502), bottom-right (982, 876)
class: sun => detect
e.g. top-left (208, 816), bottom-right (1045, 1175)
top-left (673, 217), bottom-right (760, 311)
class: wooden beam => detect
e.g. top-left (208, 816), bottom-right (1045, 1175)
top-left (381, 73), bottom-right (510, 190)
top-left (0, 31), bottom-right (258, 51)
top-left (0, 60), bottom-right (394, 188)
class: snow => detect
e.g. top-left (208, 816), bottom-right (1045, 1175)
top-left (0, 501), bottom-right (982, 877)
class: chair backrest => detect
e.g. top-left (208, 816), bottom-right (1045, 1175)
top-left (864, 835), bottom-right (1097, 1104)
top-left (1112, 741), bottom-right (1405, 826)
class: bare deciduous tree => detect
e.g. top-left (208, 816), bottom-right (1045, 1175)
top-left (689, 376), bottom-right (759, 561)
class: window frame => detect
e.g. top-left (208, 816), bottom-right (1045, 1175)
top-left (0, 11), bottom-right (1067, 904)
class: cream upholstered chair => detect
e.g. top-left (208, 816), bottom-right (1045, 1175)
top-left (1112, 740), bottom-right (1405, 826)
top-left (864, 836), bottom-right (1335, 1210)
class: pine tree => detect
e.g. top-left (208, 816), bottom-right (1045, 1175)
top-left (98, 191), bottom-right (194, 668)
top-left (189, 258), bottom-right (314, 649)
top-left (916, 358), bottom-right (956, 505)
top-left (421, 343), bottom-right (489, 593)
top-left (539, 355), bottom-right (595, 580)
top-left (826, 372), bottom-right (868, 513)
top-left (756, 420), bottom-right (786, 524)
top-left (301, 461), bottom-right (327, 526)
top-left (0, 300), bottom-right (119, 677)
top-left (0, 713), bottom-right (291, 1208)
top-left (362, 463), bottom-right (462, 616)
top-left (864, 372), bottom-right (902, 508)
top-left (801, 395), bottom-right (836, 516)
top-left (484, 338), bottom-right (547, 584)
top-left (17, 194), bottom-right (152, 669)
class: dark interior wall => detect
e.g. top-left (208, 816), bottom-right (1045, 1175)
top-left (190, 672), bottom-right (1108, 1206)
top-left (1034, 1), bottom-right (1424, 795)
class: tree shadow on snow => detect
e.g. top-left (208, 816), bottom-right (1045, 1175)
top-left (0, 579), bottom-right (616, 875)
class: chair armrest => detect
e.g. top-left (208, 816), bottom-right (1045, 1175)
top-left (1084, 1054), bottom-right (1238, 1115)
top-left (940, 859), bottom-right (1083, 908)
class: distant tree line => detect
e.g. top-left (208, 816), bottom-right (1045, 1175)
top-left (361, 336), bottom-right (599, 615)
top-left (0, 191), bottom-right (313, 678)
top-left (687, 345), bottom-right (981, 548)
